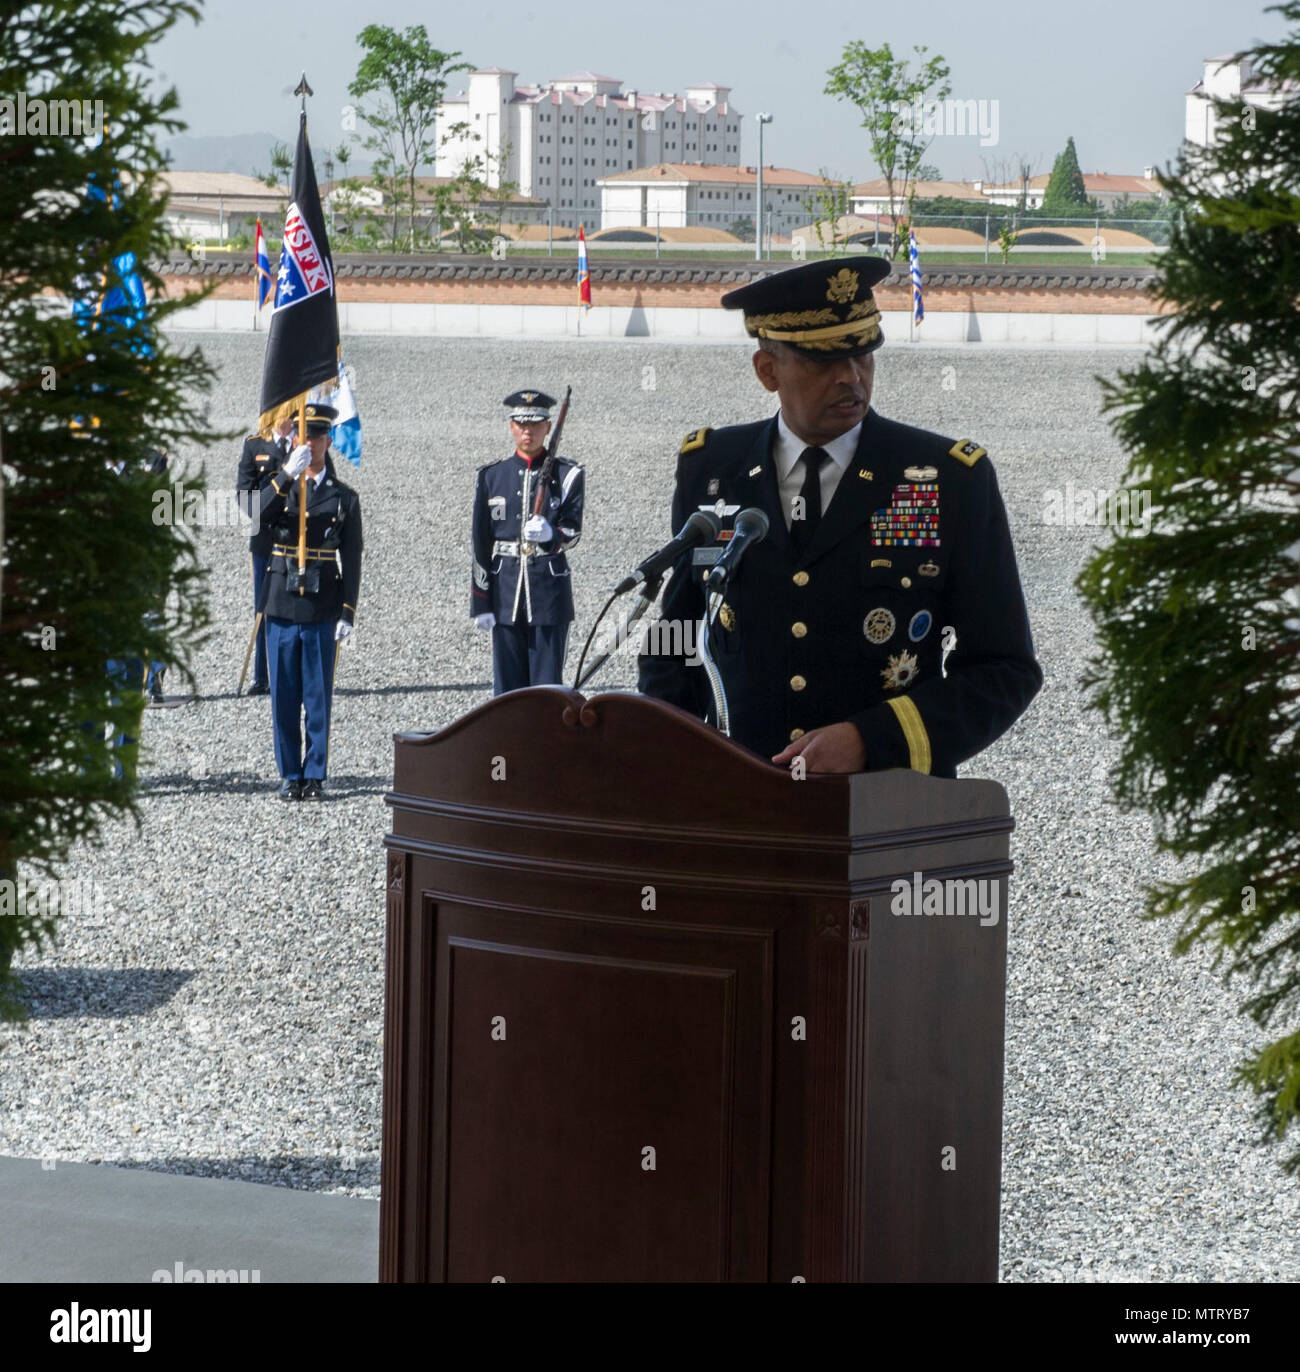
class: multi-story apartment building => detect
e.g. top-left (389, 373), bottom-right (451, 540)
top-left (435, 69), bottom-right (742, 226)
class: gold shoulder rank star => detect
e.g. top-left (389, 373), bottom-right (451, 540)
top-left (949, 438), bottom-right (987, 467)
top-left (679, 427), bottom-right (711, 455)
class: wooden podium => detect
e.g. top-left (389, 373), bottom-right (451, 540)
top-left (381, 688), bottom-right (1015, 1283)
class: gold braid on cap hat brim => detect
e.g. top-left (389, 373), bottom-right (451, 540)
top-left (745, 300), bottom-right (881, 348)
top-left (750, 312), bottom-right (882, 349)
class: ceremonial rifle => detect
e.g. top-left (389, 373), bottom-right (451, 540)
top-left (530, 384), bottom-right (572, 517)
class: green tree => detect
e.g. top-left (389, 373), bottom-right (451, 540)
top-left (802, 170), bottom-right (853, 255)
top-left (0, 0), bottom-right (218, 1018)
top-left (1077, 8), bottom-right (1300, 1172)
top-left (348, 23), bottom-right (470, 250)
top-left (1042, 135), bottom-right (1091, 216)
top-left (433, 123), bottom-right (518, 252)
top-left (825, 40), bottom-right (951, 256)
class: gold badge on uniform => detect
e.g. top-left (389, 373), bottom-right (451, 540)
top-left (870, 557), bottom-right (892, 568)
top-left (863, 608), bottom-right (895, 645)
top-left (858, 468), bottom-right (873, 480)
top-left (719, 602), bottom-right (736, 631)
top-left (919, 561), bottom-right (940, 577)
top-left (881, 649), bottom-right (920, 692)
top-left (904, 465), bottom-right (938, 482)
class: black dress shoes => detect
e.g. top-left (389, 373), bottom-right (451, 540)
top-left (248, 682), bottom-right (270, 697)
top-left (278, 778), bottom-right (302, 801)
top-left (301, 779), bottom-right (324, 801)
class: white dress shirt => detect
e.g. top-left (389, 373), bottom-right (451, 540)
top-left (774, 411), bottom-right (863, 530)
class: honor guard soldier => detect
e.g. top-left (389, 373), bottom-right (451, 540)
top-left (258, 403), bottom-right (362, 800)
top-left (470, 389), bottom-right (584, 694)
top-left (637, 255), bottom-right (1042, 776)
top-left (237, 415), bottom-right (295, 695)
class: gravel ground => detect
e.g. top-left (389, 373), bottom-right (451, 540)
top-left (3, 334), bottom-right (1298, 1283)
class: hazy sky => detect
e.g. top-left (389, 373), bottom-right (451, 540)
top-left (153, 0), bottom-right (1289, 180)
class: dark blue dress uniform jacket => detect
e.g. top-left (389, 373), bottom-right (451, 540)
top-left (257, 458), bottom-right (363, 626)
top-left (470, 454), bottom-right (584, 626)
top-left (636, 409), bottom-right (1042, 778)
top-left (236, 434), bottom-right (288, 557)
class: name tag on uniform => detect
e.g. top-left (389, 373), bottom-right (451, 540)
top-left (489, 496), bottom-right (506, 521)
top-left (692, 546), bottom-right (724, 566)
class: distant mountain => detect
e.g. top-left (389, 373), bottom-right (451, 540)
top-left (162, 133), bottom-right (371, 178)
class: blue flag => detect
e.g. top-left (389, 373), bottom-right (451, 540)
top-left (909, 229), bottom-right (924, 326)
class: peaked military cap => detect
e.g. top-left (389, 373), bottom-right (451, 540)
top-left (504, 388), bottom-right (556, 423)
top-left (721, 255), bottom-right (891, 358)
top-left (302, 402), bottom-right (337, 434)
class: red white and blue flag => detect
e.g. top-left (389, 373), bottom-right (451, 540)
top-left (577, 223), bottom-right (591, 310)
top-left (254, 218), bottom-right (272, 310)
top-left (258, 112), bottom-right (338, 430)
top-left (273, 201), bottom-right (332, 311)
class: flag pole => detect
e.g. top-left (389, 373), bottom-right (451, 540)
top-left (297, 401), bottom-right (307, 592)
top-left (293, 73), bottom-right (313, 593)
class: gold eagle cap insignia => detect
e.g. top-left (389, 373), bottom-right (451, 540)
top-left (522, 391), bottom-right (537, 402)
top-left (826, 267), bottom-right (860, 304)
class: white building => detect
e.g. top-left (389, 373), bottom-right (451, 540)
top-left (435, 70), bottom-right (742, 227)
top-left (158, 171), bottom-right (287, 242)
top-left (1185, 54), bottom-right (1298, 148)
top-left (852, 171), bottom-right (1164, 216)
top-left (599, 163), bottom-right (828, 233)
top-left (851, 179), bottom-right (988, 215)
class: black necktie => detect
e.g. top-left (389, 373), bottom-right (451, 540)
top-left (791, 446), bottom-right (828, 556)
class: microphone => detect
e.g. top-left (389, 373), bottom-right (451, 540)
top-left (705, 507), bottom-right (769, 593)
top-left (614, 509), bottom-right (721, 595)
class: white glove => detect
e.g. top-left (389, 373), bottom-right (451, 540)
top-left (474, 612), bottom-right (496, 631)
top-left (335, 620), bottom-right (353, 643)
top-left (284, 444), bottom-right (312, 478)
top-left (524, 515), bottom-right (553, 544)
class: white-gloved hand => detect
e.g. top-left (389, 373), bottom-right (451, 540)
top-left (335, 620), bottom-right (353, 643)
top-left (474, 612), bottom-right (496, 631)
top-left (524, 515), bottom-right (553, 543)
top-left (284, 444), bottom-right (312, 478)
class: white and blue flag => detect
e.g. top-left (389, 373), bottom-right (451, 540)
top-left (329, 361), bottom-right (362, 468)
top-left (909, 228), bottom-right (924, 326)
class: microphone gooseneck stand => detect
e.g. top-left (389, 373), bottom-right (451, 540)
top-left (573, 581), bottom-right (662, 691)
top-left (697, 588), bottom-right (730, 737)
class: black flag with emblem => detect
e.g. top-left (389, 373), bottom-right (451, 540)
top-left (257, 112), bottom-right (338, 431)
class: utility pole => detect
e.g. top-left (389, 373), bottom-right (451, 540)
top-left (755, 112), bottom-right (772, 261)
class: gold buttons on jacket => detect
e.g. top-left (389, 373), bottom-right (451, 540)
top-left (901, 576), bottom-right (912, 588)
top-left (790, 675), bottom-right (807, 692)
top-left (793, 570), bottom-right (810, 587)
top-left (789, 727), bottom-right (805, 741)
top-left (791, 621), bottom-right (807, 638)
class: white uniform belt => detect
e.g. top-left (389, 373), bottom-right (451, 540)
top-left (493, 540), bottom-right (543, 557)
